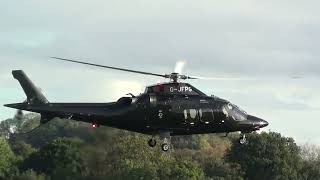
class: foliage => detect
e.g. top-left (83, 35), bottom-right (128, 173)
top-left (10, 140), bottom-right (35, 160)
top-left (10, 170), bottom-right (48, 180)
top-left (0, 114), bottom-right (319, 180)
top-left (22, 137), bottom-right (87, 178)
top-left (168, 159), bottom-right (205, 180)
top-left (0, 138), bottom-right (18, 178)
top-left (299, 160), bottom-right (320, 180)
top-left (227, 132), bottom-right (302, 180)
top-left (300, 143), bottom-right (320, 161)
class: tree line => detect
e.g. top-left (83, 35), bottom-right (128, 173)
top-left (0, 114), bottom-right (318, 180)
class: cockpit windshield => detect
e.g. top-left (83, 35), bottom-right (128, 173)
top-left (227, 103), bottom-right (247, 121)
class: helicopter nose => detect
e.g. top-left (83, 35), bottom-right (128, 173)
top-left (258, 119), bottom-right (269, 128)
top-left (247, 115), bottom-right (269, 128)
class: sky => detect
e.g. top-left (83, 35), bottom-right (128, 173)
top-left (0, 0), bottom-right (319, 144)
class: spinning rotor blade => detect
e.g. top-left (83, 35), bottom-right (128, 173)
top-left (50, 57), bottom-right (166, 78)
top-left (14, 109), bottom-right (24, 120)
top-left (174, 60), bottom-right (186, 74)
top-left (188, 76), bottom-right (253, 81)
top-left (51, 57), bottom-right (258, 81)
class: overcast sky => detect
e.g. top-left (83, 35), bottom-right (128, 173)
top-left (0, 0), bottom-right (319, 144)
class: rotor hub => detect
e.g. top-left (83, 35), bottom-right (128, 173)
top-left (164, 73), bottom-right (189, 82)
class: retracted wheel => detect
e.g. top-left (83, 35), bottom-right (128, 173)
top-left (148, 138), bottom-right (157, 147)
top-left (161, 143), bottom-right (170, 151)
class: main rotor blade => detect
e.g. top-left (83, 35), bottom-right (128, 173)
top-left (188, 76), bottom-right (254, 80)
top-left (50, 57), bottom-right (166, 78)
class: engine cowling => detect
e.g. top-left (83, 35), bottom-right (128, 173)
top-left (117, 97), bottom-right (133, 105)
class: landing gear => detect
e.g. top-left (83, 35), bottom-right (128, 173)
top-left (239, 133), bottom-right (247, 145)
top-left (160, 131), bottom-right (171, 152)
top-left (147, 131), bottom-right (171, 151)
top-left (161, 143), bottom-right (170, 151)
top-left (148, 138), bottom-right (157, 147)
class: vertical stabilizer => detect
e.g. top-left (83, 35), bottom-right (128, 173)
top-left (12, 70), bottom-right (49, 104)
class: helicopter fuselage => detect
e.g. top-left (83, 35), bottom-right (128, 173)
top-left (5, 82), bottom-right (268, 136)
top-left (5, 68), bottom-right (269, 151)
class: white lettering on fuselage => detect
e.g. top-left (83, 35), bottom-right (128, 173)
top-left (170, 86), bottom-right (192, 93)
top-left (158, 110), bottom-right (163, 119)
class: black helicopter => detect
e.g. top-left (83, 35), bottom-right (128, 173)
top-left (4, 57), bottom-right (269, 151)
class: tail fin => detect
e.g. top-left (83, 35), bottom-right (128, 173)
top-left (12, 70), bottom-right (49, 104)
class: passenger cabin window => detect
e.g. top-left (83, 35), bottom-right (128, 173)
top-left (184, 109), bottom-right (198, 124)
top-left (184, 109), bottom-right (214, 125)
top-left (189, 109), bottom-right (197, 119)
top-left (199, 109), bottom-right (214, 123)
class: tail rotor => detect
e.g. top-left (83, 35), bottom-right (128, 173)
top-left (14, 110), bottom-right (24, 121)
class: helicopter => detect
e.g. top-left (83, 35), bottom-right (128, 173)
top-left (4, 57), bottom-right (269, 151)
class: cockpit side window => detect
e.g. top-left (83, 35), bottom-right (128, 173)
top-left (227, 103), bottom-right (247, 121)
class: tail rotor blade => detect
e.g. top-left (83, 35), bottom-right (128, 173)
top-left (14, 110), bottom-right (24, 120)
